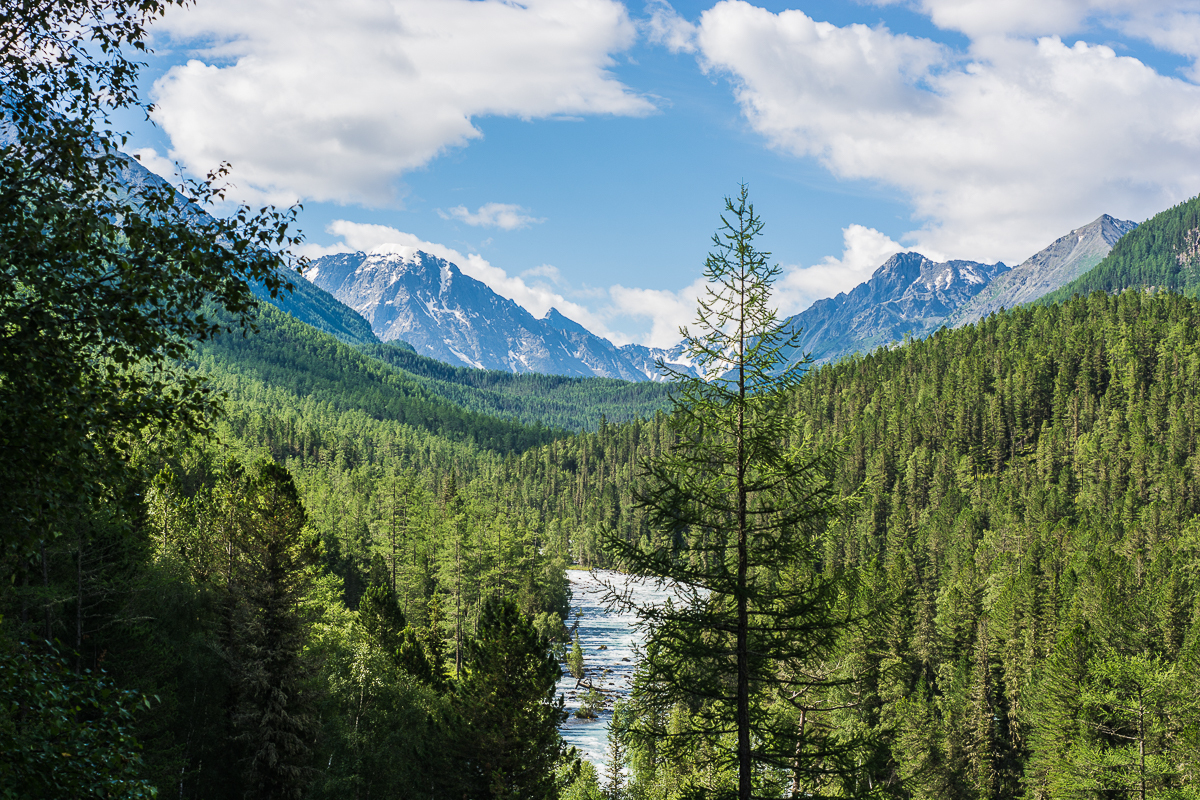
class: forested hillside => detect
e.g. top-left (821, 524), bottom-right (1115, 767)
top-left (359, 340), bottom-right (673, 430)
top-left (9, 305), bottom-right (586, 797)
top-left (503, 290), bottom-right (1200, 797)
top-left (17, 275), bottom-right (1200, 799)
top-left (200, 302), bottom-right (567, 453)
top-left (22, 0), bottom-right (1200, 798)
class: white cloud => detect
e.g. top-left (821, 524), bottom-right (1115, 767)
top-left (691, 0), bottom-right (1200, 264)
top-left (439, 203), bottom-right (546, 230)
top-left (521, 264), bottom-right (564, 284)
top-left (150, 0), bottom-right (653, 205)
top-left (128, 147), bottom-right (180, 182)
top-left (897, 1), bottom-right (1200, 44)
top-left (608, 276), bottom-right (709, 348)
top-left (645, 0), bottom-right (698, 53)
top-left (776, 225), bottom-right (917, 315)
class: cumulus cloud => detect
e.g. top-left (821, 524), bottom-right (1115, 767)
top-left (608, 277), bottom-right (710, 348)
top-left (521, 264), bottom-right (564, 284)
top-left (690, 0), bottom-right (1200, 263)
top-left (150, 0), bottom-right (653, 205)
top-left (893, 0), bottom-right (1200, 44)
top-left (128, 147), bottom-right (179, 182)
top-left (438, 203), bottom-right (546, 230)
top-left (645, 0), bottom-right (698, 53)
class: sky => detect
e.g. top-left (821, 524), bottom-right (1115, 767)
top-left (124, 0), bottom-right (1200, 348)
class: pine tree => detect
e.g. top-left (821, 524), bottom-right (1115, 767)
top-left (359, 581), bottom-right (406, 656)
top-left (607, 186), bottom-right (861, 800)
top-left (569, 629), bottom-right (586, 680)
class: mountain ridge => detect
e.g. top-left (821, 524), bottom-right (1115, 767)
top-left (306, 249), bottom-right (688, 381)
top-left (1041, 195), bottom-right (1200, 304)
top-left (778, 252), bottom-right (1010, 367)
top-left (304, 212), bottom-right (1142, 381)
top-left (949, 214), bottom-right (1136, 327)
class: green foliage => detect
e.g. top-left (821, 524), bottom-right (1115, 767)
top-left (359, 581), bottom-right (407, 656)
top-left (201, 304), bottom-right (565, 455)
top-left (224, 460), bottom-right (320, 799)
top-left (609, 186), bottom-right (861, 800)
top-left (0, 642), bottom-right (157, 800)
top-left (540, 288), bottom-right (1200, 796)
top-left (304, 573), bottom-right (458, 800)
top-left (561, 760), bottom-right (606, 800)
top-left (569, 629), bottom-right (586, 680)
top-left (0, 0), bottom-right (303, 559)
top-left (360, 341), bottom-right (673, 431)
top-left (455, 595), bottom-right (575, 800)
top-left (257, 277), bottom-right (379, 346)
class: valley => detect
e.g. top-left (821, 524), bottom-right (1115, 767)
top-left (9, 9), bottom-right (1200, 794)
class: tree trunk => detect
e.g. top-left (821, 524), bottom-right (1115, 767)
top-left (737, 251), bottom-right (751, 800)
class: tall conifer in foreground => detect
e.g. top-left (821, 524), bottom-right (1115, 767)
top-left (607, 186), bottom-right (862, 800)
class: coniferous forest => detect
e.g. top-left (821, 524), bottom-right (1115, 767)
top-left (9, 2), bottom-right (1200, 800)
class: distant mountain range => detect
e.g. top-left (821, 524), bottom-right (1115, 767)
top-left (777, 213), bottom-right (1138, 367)
top-left (96, 142), bottom-right (1172, 384)
top-left (302, 212), bottom-right (1145, 380)
top-left (779, 254), bottom-right (1010, 367)
top-left (306, 250), bottom-right (694, 381)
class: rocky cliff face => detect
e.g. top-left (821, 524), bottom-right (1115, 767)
top-left (949, 214), bottom-right (1137, 328)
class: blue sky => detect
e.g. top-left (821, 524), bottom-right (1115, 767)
top-left (125, 0), bottom-right (1200, 346)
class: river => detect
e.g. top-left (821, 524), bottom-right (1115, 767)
top-left (556, 568), bottom-right (678, 769)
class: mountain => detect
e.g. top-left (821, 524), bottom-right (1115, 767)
top-left (780, 253), bottom-right (1009, 366)
top-left (618, 341), bottom-right (699, 381)
top-left (949, 214), bottom-right (1136, 327)
top-left (306, 249), bottom-right (679, 381)
top-left (304, 213), bottom-right (1145, 380)
top-left (250, 274), bottom-right (379, 346)
top-left (110, 150), bottom-right (381, 346)
top-left (1041, 195), bottom-right (1200, 304)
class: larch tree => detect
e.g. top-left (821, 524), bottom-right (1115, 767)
top-left (607, 186), bottom-right (864, 800)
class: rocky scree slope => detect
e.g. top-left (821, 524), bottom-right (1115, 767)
top-left (949, 214), bottom-right (1136, 328)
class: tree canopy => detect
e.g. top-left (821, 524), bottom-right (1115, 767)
top-left (0, 0), bottom-right (304, 558)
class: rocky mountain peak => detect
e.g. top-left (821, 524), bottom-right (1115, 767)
top-left (949, 213), bottom-right (1137, 328)
top-left (542, 308), bottom-right (591, 336)
top-left (306, 250), bottom-right (666, 380)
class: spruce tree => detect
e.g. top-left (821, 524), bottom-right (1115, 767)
top-left (569, 629), bottom-right (586, 680)
top-left (359, 581), bottom-right (406, 656)
top-left (607, 186), bottom-right (861, 800)
top-left (227, 460), bottom-right (319, 800)
top-left (454, 595), bottom-right (573, 799)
